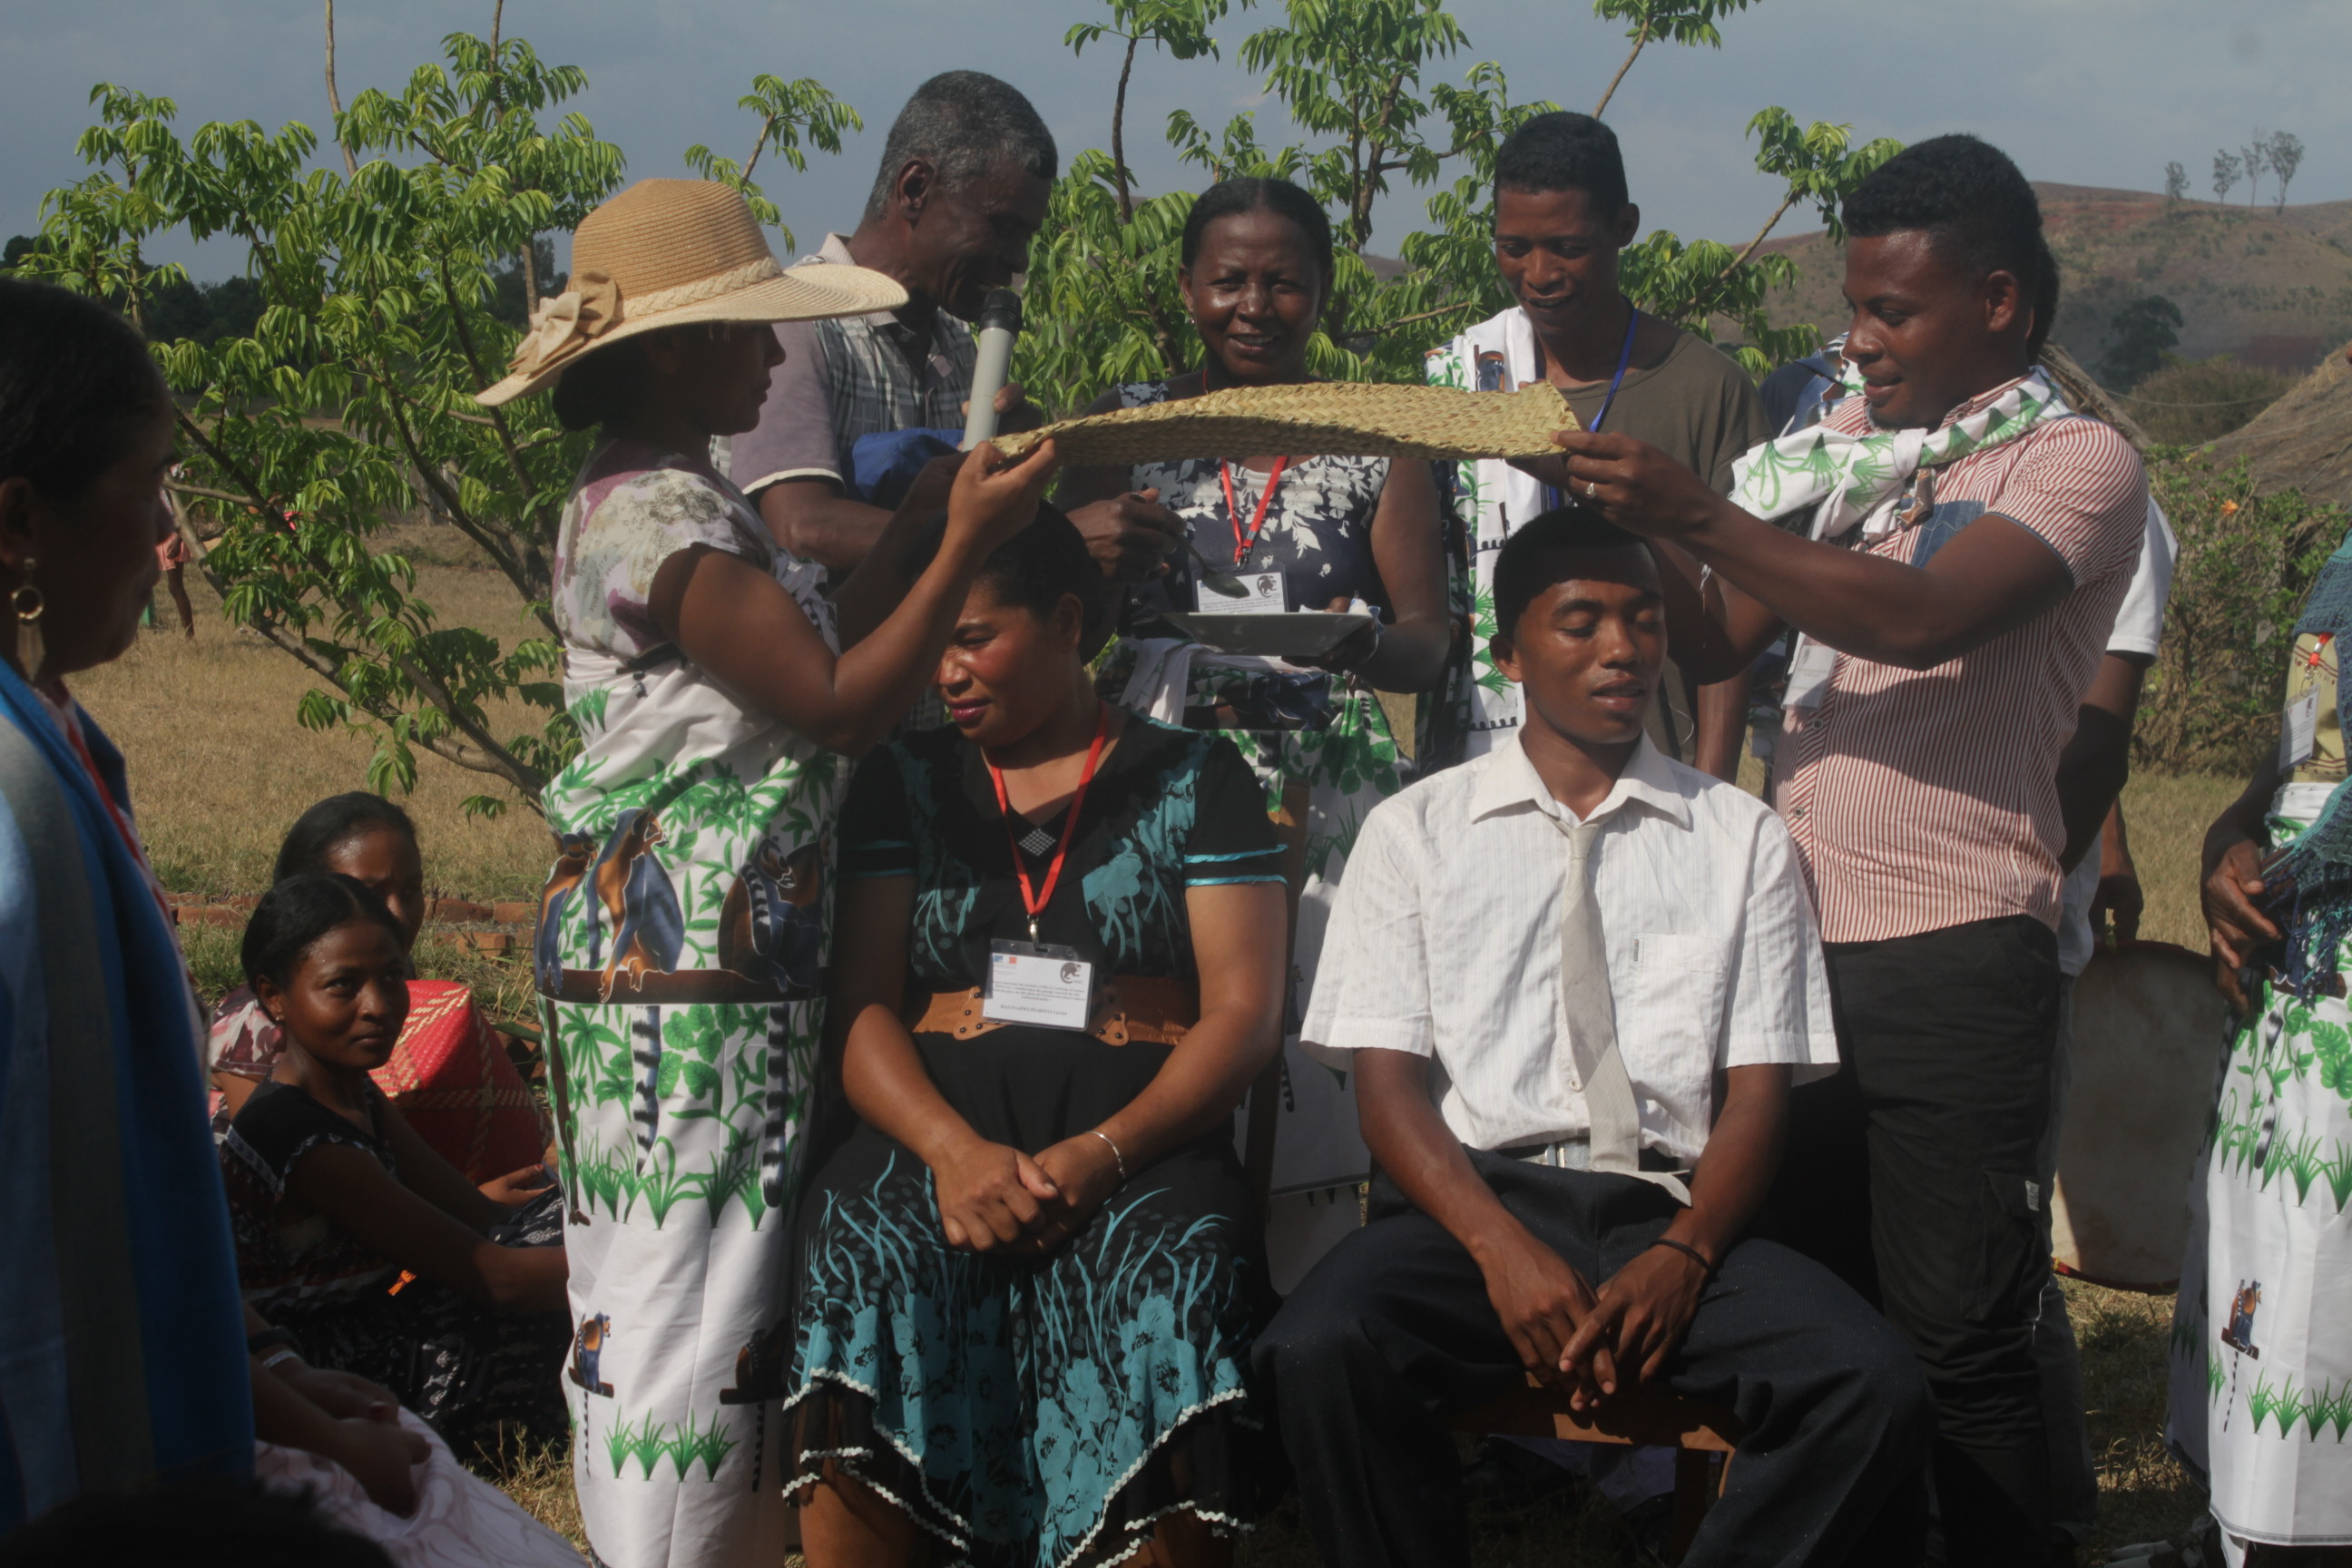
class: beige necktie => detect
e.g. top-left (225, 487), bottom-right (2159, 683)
top-left (1548, 813), bottom-right (1645, 1179)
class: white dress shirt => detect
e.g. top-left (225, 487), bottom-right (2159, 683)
top-left (1302, 733), bottom-right (1838, 1166)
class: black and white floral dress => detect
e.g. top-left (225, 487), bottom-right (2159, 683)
top-left (1100, 379), bottom-right (1416, 1202)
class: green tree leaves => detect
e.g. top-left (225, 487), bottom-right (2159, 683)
top-left (15, 35), bottom-right (855, 815)
top-left (1015, 0), bottom-right (1897, 412)
top-left (683, 75), bottom-right (863, 252)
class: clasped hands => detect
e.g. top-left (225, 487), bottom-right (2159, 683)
top-left (1479, 1220), bottom-right (1710, 1412)
top-left (929, 1131), bottom-right (1124, 1257)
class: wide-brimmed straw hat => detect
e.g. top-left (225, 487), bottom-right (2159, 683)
top-left (475, 178), bottom-right (907, 407)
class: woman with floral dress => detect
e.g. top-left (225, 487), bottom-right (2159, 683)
top-left (2180, 533), bottom-right (2352, 1563)
top-left (474, 178), bottom-right (1058, 1567)
top-left (1058, 177), bottom-right (1453, 1239)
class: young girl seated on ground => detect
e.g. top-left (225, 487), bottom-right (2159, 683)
top-left (220, 873), bottom-right (572, 1448)
top-left (211, 793), bottom-right (547, 1186)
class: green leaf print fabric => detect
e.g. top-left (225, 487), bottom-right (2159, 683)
top-left (2167, 744), bottom-right (2352, 1546)
top-left (538, 440), bottom-right (847, 1568)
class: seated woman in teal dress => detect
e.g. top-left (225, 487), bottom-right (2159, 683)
top-left (781, 508), bottom-right (1292, 1567)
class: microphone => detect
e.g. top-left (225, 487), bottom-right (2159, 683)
top-left (961, 289), bottom-right (1024, 450)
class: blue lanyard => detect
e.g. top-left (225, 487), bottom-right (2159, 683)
top-left (1542, 305), bottom-right (1640, 514)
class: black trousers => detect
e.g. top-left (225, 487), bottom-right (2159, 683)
top-left (1256, 1152), bottom-right (1933, 1568)
top-left (1767, 914), bottom-right (2061, 1566)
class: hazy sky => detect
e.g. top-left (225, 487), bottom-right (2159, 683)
top-left (5, 0), bottom-right (2346, 278)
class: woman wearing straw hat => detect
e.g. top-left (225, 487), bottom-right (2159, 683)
top-left (477, 177), bottom-right (1057, 1567)
top-left (1059, 176), bottom-right (1454, 1276)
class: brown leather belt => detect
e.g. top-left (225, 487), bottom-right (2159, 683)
top-left (540, 967), bottom-right (824, 1005)
top-left (906, 975), bottom-right (1197, 1046)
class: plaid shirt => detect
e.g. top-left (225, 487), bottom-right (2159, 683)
top-left (730, 232), bottom-right (975, 495)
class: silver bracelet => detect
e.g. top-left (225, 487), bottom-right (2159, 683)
top-left (1088, 1128), bottom-right (1128, 1184)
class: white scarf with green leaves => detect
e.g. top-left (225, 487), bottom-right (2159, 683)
top-left (1728, 365), bottom-right (2067, 541)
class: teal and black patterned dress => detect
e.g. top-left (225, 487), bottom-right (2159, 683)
top-left (781, 717), bottom-right (1289, 1567)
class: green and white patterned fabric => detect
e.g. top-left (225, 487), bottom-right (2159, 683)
top-left (537, 439), bottom-right (845, 1568)
top-left (2168, 629), bottom-right (2352, 1551)
top-left (1726, 362), bottom-right (2065, 540)
top-left (1423, 310), bottom-right (1555, 760)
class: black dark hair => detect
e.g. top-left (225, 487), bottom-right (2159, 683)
top-left (272, 792), bottom-right (417, 885)
top-left (900, 501), bottom-right (1103, 632)
top-left (1842, 134), bottom-right (2060, 358)
top-left (548, 337), bottom-right (652, 433)
top-left (0, 1480), bottom-right (393, 1568)
top-left (1493, 113), bottom-right (1630, 216)
top-left (240, 872), bottom-right (406, 991)
top-left (0, 277), bottom-right (170, 503)
top-left (1492, 505), bottom-right (1650, 638)
top-left (864, 72), bottom-right (1058, 220)
top-left (1180, 177), bottom-right (1337, 281)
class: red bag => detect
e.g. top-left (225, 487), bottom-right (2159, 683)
top-left (371, 981), bottom-right (547, 1183)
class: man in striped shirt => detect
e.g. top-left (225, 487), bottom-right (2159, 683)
top-left (1523, 136), bottom-right (2145, 1566)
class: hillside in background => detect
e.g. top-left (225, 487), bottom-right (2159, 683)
top-left (1740, 184), bottom-right (2352, 383)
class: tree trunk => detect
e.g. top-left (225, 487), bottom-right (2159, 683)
top-left (486, 0), bottom-right (506, 115)
top-left (323, 0), bottom-right (358, 177)
top-left (1112, 33), bottom-right (1138, 223)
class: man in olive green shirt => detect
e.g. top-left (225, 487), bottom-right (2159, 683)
top-left (1427, 111), bottom-right (1768, 777)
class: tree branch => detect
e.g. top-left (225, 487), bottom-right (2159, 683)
top-left (167, 479), bottom-right (268, 511)
top-left (1716, 189), bottom-right (1800, 279)
top-left (741, 113), bottom-right (779, 185)
top-left (487, 0), bottom-right (505, 114)
top-left (323, 0), bottom-right (358, 177)
top-left (172, 407), bottom-right (544, 796)
top-left (1592, 16), bottom-right (1651, 120)
top-left (1112, 32), bottom-right (1139, 224)
top-left (1367, 298), bottom-right (1481, 333)
top-left (374, 368), bottom-right (553, 631)
top-left (434, 249), bottom-right (552, 556)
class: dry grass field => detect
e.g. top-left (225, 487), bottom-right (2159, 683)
top-left (83, 555), bottom-right (2233, 1563)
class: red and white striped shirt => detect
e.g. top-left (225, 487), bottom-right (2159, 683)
top-left (1767, 379), bottom-right (2147, 944)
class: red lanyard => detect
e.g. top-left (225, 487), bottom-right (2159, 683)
top-left (1220, 456), bottom-right (1289, 567)
top-left (986, 702), bottom-right (1111, 941)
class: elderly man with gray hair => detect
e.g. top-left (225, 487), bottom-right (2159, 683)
top-left (735, 70), bottom-right (1182, 583)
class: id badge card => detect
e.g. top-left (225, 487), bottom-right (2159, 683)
top-left (985, 941), bottom-right (1095, 1031)
top-left (1783, 634), bottom-right (1838, 713)
top-left (2281, 687), bottom-right (2321, 771)
top-left (1199, 571), bottom-right (1289, 615)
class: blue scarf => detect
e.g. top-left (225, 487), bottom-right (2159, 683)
top-left (2262, 534), bottom-right (2352, 997)
top-left (0, 668), bottom-right (251, 1525)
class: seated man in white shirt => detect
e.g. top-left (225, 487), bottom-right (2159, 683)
top-left (1254, 509), bottom-right (1932, 1566)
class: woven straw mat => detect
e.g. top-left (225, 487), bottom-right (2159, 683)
top-left (994, 381), bottom-right (1579, 466)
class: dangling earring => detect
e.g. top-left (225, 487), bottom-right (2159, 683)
top-left (11, 562), bottom-right (46, 686)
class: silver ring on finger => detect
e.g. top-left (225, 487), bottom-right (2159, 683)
top-left (1584, 478), bottom-right (1600, 501)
